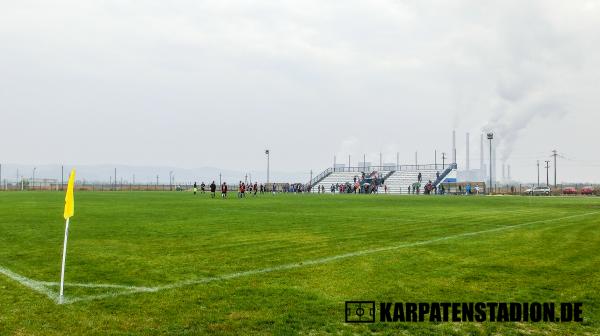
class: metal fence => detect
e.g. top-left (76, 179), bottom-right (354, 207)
top-left (0, 181), bottom-right (297, 192)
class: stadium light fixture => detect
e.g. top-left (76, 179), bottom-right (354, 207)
top-left (487, 132), bottom-right (493, 194)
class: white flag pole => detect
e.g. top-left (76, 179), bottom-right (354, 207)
top-left (59, 217), bottom-right (70, 304)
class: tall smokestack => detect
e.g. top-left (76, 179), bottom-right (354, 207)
top-left (452, 130), bottom-right (456, 164)
top-left (465, 132), bottom-right (470, 171)
top-left (492, 146), bottom-right (497, 184)
top-left (502, 163), bottom-right (506, 181)
top-left (508, 165), bottom-right (511, 180)
top-left (480, 134), bottom-right (484, 170)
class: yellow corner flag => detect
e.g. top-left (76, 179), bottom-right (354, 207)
top-left (63, 170), bottom-right (76, 219)
top-left (59, 169), bottom-right (75, 304)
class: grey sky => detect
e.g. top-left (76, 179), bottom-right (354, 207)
top-left (1, 0), bottom-right (599, 182)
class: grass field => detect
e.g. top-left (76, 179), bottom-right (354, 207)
top-left (1, 192), bottom-right (600, 335)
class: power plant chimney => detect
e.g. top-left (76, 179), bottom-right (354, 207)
top-left (502, 163), bottom-right (506, 181)
top-left (492, 146), bottom-right (497, 184)
top-left (508, 164), bottom-right (511, 180)
top-left (452, 130), bottom-right (456, 164)
top-left (480, 134), bottom-right (484, 169)
top-left (465, 132), bottom-right (470, 171)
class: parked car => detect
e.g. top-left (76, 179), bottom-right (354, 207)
top-left (524, 186), bottom-right (551, 196)
top-left (581, 186), bottom-right (594, 195)
top-left (563, 187), bottom-right (577, 195)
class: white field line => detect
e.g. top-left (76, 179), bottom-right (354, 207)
top-left (1, 211), bottom-right (597, 304)
top-left (0, 266), bottom-right (58, 302)
top-left (63, 210), bottom-right (599, 304)
top-left (37, 280), bottom-right (155, 291)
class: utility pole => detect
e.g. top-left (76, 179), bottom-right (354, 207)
top-left (169, 171), bottom-right (173, 191)
top-left (442, 152), bottom-right (447, 168)
top-left (61, 165), bottom-right (64, 191)
top-left (544, 160), bottom-right (551, 187)
top-left (32, 167), bottom-right (36, 191)
top-left (348, 155), bottom-right (351, 170)
top-left (396, 152), bottom-right (399, 171)
top-left (487, 133), bottom-right (494, 193)
top-left (114, 168), bottom-right (117, 191)
top-left (552, 150), bottom-right (558, 187)
top-left (415, 151), bottom-right (418, 167)
top-left (379, 152), bottom-right (382, 168)
top-left (333, 155), bottom-right (336, 171)
top-left (536, 160), bottom-right (540, 187)
top-left (156, 175), bottom-right (159, 187)
top-left (434, 150), bottom-right (437, 169)
top-left (219, 173), bottom-right (222, 186)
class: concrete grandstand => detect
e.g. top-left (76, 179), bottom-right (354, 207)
top-left (310, 163), bottom-right (457, 194)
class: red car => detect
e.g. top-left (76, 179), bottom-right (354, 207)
top-left (563, 187), bottom-right (577, 195)
top-left (581, 186), bottom-right (594, 195)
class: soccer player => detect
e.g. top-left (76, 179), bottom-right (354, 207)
top-left (210, 181), bottom-right (216, 198)
top-left (221, 182), bottom-right (228, 198)
top-left (200, 182), bottom-right (206, 193)
top-left (253, 182), bottom-right (258, 196)
top-left (193, 182), bottom-right (197, 195)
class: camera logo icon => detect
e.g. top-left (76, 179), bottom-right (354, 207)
top-left (345, 301), bottom-right (376, 323)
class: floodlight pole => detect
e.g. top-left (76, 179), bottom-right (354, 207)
top-left (435, 150), bottom-right (437, 169)
top-left (442, 152), bottom-right (446, 168)
top-left (265, 149), bottom-right (270, 184)
top-left (487, 133), bottom-right (493, 194)
top-left (169, 171), bottom-right (173, 191)
top-left (32, 167), bottom-right (36, 191)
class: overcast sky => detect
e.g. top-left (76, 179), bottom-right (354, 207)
top-left (1, 0), bottom-right (599, 182)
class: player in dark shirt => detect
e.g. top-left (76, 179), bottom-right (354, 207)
top-left (210, 181), bottom-right (216, 198)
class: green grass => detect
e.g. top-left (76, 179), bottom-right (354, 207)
top-left (1, 191), bottom-right (599, 335)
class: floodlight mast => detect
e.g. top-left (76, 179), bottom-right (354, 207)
top-left (265, 149), bottom-right (270, 185)
top-left (487, 132), bottom-right (493, 194)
